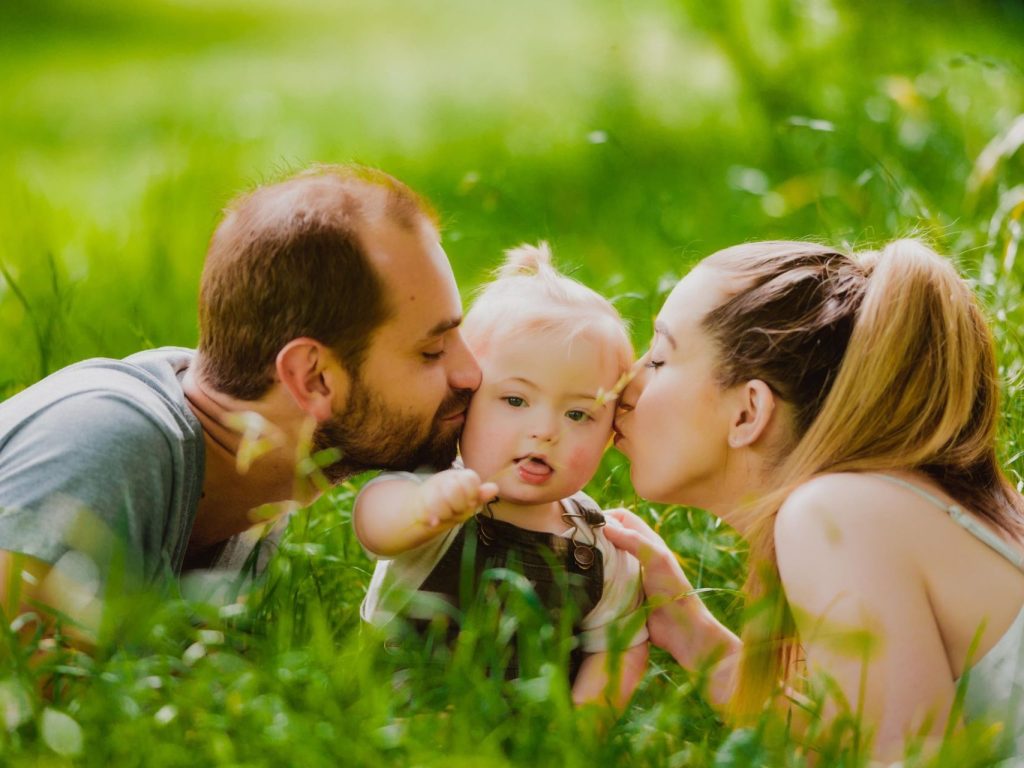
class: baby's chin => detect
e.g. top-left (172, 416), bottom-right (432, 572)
top-left (493, 480), bottom-right (583, 508)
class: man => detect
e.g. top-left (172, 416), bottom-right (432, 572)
top-left (0, 164), bottom-right (480, 635)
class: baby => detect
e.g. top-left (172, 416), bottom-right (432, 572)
top-left (355, 243), bottom-right (647, 707)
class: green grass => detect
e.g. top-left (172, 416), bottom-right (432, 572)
top-left (2, 0), bottom-right (1024, 764)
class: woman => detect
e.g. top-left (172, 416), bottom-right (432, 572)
top-left (604, 240), bottom-right (1024, 761)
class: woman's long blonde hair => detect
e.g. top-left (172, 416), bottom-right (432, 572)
top-left (698, 239), bottom-right (1024, 717)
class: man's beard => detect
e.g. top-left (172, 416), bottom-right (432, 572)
top-left (310, 375), bottom-right (472, 484)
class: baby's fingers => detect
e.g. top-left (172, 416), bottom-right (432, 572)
top-left (477, 481), bottom-right (499, 504)
top-left (418, 480), bottom-right (449, 527)
top-left (438, 469), bottom-right (485, 519)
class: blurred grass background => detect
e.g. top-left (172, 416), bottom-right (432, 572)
top-left (3, 0), bottom-right (1022, 390)
top-left (2, 0), bottom-right (1024, 765)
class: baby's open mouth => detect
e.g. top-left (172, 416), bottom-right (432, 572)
top-left (515, 455), bottom-right (553, 484)
top-left (516, 455), bottom-right (551, 469)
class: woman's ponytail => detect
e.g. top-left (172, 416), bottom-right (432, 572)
top-left (704, 239), bottom-right (1024, 719)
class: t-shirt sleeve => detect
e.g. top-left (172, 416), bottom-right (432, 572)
top-left (0, 391), bottom-right (180, 585)
top-left (578, 515), bottom-right (650, 653)
top-left (353, 469), bottom-right (432, 561)
top-left (359, 524), bottom-right (460, 627)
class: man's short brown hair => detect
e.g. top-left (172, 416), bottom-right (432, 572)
top-left (196, 164), bottom-right (437, 400)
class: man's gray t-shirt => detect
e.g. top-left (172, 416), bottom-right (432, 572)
top-left (0, 347), bottom-right (205, 586)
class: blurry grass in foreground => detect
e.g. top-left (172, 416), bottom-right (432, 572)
top-left (0, 481), bottom-right (1012, 767)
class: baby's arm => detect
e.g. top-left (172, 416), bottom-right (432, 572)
top-left (572, 644), bottom-right (649, 709)
top-left (354, 468), bottom-right (498, 557)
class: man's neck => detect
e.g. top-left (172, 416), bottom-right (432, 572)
top-left (181, 366), bottom-right (313, 554)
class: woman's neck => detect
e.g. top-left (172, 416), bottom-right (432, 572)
top-left (705, 446), bottom-right (781, 538)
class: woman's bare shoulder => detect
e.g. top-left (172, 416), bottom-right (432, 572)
top-left (774, 473), bottom-right (925, 619)
top-left (774, 473), bottom-right (937, 532)
top-left (775, 473), bottom-right (922, 574)
top-left (777, 472), bottom-right (910, 528)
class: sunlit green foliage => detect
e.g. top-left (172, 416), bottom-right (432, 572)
top-left (2, 0), bottom-right (1024, 764)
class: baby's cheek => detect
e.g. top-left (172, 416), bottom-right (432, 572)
top-left (564, 440), bottom-right (606, 477)
top-left (460, 418), bottom-right (512, 475)
top-left (458, 418), bottom-right (489, 465)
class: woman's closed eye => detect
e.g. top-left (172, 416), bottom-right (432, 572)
top-left (642, 342), bottom-right (665, 371)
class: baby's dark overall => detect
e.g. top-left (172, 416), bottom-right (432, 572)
top-left (413, 499), bottom-right (605, 681)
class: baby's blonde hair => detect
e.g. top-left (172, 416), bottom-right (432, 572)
top-left (464, 242), bottom-right (633, 373)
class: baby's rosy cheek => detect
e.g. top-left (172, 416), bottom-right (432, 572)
top-left (564, 443), bottom-right (603, 474)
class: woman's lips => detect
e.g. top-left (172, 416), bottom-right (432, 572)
top-left (516, 456), bottom-right (553, 485)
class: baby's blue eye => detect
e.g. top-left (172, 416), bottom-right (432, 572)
top-left (566, 410), bottom-right (590, 423)
top-left (504, 396), bottom-right (526, 407)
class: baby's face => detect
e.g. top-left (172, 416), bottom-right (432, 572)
top-left (459, 329), bottom-right (621, 506)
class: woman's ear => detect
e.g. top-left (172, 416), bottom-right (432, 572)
top-left (727, 379), bottom-right (776, 449)
top-left (275, 338), bottom-right (351, 421)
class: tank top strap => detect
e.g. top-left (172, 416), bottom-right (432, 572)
top-left (872, 473), bottom-right (1024, 574)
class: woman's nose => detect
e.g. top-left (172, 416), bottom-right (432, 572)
top-left (618, 361), bottom-right (647, 411)
top-left (614, 394), bottom-right (634, 432)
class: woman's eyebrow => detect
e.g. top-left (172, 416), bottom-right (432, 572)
top-left (653, 321), bottom-right (678, 350)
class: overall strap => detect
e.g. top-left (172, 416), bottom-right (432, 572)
top-left (873, 473), bottom-right (1024, 573)
top-left (563, 493), bottom-right (606, 531)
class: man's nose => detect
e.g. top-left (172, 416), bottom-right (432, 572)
top-left (447, 332), bottom-right (482, 392)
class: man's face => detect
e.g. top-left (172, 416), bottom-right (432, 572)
top-left (314, 217), bottom-right (481, 481)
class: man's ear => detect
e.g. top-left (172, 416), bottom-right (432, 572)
top-left (275, 338), bottom-right (350, 421)
top-left (726, 379), bottom-right (776, 449)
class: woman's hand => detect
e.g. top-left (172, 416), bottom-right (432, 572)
top-left (604, 508), bottom-right (741, 708)
top-left (603, 509), bottom-right (698, 649)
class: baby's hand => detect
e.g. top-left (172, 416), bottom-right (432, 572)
top-left (417, 469), bottom-right (498, 528)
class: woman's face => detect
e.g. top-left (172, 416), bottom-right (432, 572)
top-left (614, 266), bottom-right (737, 509)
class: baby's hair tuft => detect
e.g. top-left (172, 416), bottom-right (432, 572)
top-left (497, 241), bottom-right (555, 279)
top-left (464, 241), bottom-right (633, 376)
